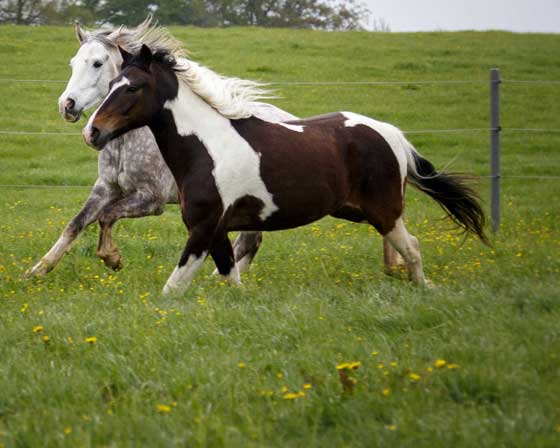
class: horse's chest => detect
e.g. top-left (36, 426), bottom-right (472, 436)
top-left (98, 144), bottom-right (120, 184)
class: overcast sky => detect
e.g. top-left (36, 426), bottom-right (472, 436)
top-left (364, 0), bottom-right (560, 33)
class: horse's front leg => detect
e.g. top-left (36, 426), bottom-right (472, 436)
top-left (96, 190), bottom-right (165, 270)
top-left (25, 180), bottom-right (117, 277)
top-left (211, 232), bottom-right (241, 285)
top-left (162, 212), bottom-right (224, 296)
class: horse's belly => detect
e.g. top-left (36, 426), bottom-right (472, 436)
top-left (227, 182), bottom-right (343, 232)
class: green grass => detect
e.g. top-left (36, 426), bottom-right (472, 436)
top-left (1, 26), bottom-right (559, 447)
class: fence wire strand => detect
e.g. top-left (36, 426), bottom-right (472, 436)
top-left (2, 175), bottom-right (559, 190)
top-left (0, 76), bottom-right (558, 189)
top-left (3, 127), bottom-right (560, 137)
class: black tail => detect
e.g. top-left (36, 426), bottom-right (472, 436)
top-left (408, 150), bottom-right (489, 245)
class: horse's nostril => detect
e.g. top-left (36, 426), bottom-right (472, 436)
top-left (90, 126), bottom-right (100, 143)
top-left (65, 98), bottom-right (75, 112)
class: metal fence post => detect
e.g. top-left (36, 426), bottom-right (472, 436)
top-left (490, 68), bottom-right (501, 232)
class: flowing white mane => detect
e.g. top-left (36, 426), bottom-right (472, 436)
top-left (86, 16), bottom-right (273, 119)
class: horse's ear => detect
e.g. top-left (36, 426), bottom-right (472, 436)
top-left (107, 25), bottom-right (124, 43)
top-left (118, 46), bottom-right (133, 66)
top-left (139, 44), bottom-right (153, 68)
top-left (74, 21), bottom-right (87, 44)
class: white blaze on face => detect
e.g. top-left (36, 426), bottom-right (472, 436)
top-left (59, 41), bottom-right (121, 114)
top-left (342, 111), bottom-right (409, 180)
top-left (164, 83), bottom-right (279, 221)
top-left (84, 77), bottom-right (130, 141)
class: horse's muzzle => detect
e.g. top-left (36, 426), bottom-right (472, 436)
top-left (83, 125), bottom-right (110, 151)
top-left (59, 98), bottom-right (81, 123)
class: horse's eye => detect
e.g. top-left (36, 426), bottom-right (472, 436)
top-left (93, 61), bottom-right (103, 68)
top-left (126, 86), bottom-right (140, 93)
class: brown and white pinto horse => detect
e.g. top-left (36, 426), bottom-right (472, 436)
top-left (83, 45), bottom-right (487, 295)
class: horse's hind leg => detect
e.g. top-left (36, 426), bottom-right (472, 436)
top-left (383, 237), bottom-right (407, 275)
top-left (232, 231), bottom-right (262, 274)
top-left (25, 180), bottom-right (117, 277)
top-left (383, 217), bottom-right (425, 284)
top-left (97, 190), bottom-right (165, 270)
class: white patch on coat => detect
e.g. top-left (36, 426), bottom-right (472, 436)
top-left (249, 102), bottom-right (298, 122)
top-left (278, 123), bottom-right (305, 133)
top-left (163, 251), bottom-right (208, 295)
top-left (342, 111), bottom-right (409, 180)
top-left (164, 82), bottom-right (279, 221)
top-left (84, 77), bottom-right (130, 139)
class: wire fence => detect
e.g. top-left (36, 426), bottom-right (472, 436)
top-left (1, 74), bottom-right (559, 214)
top-left (2, 77), bottom-right (560, 85)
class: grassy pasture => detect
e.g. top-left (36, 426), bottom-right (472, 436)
top-left (0, 26), bottom-right (559, 447)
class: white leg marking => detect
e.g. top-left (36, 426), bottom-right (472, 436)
top-left (235, 254), bottom-right (253, 275)
top-left (384, 218), bottom-right (425, 285)
top-left (162, 251), bottom-right (207, 295)
top-left (26, 232), bottom-right (75, 276)
top-left (383, 237), bottom-right (405, 275)
top-left (222, 263), bottom-right (242, 285)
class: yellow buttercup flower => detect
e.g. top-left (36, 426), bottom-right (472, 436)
top-left (435, 359), bottom-right (446, 368)
top-left (336, 361), bottom-right (361, 370)
top-left (32, 325), bottom-right (43, 333)
top-left (408, 373), bottom-right (421, 381)
top-left (156, 404), bottom-right (172, 413)
top-left (85, 336), bottom-right (97, 344)
top-left (283, 391), bottom-right (305, 400)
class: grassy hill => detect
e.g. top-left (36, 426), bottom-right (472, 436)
top-left (0, 26), bottom-right (559, 447)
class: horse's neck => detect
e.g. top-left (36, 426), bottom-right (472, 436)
top-left (164, 83), bottom-right (233, 141)
top-left (149, 83), bottom-right (239, 171)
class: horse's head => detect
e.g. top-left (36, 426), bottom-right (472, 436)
top-left (83, 45), bottom-right (178, 150)
top-left (58, 22), bottom-right (124, 122)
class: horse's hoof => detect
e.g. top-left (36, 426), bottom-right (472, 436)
top-left (23, 261), bottom-right (52, 278)
top-left (162, 284), bottom-right (183, 297)
top-left (101, 254), bottom-right (123, 271)
top-left (424, 278), bottom-right (436, 289)
top-left (384, 265), bottom-right (407, 278)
